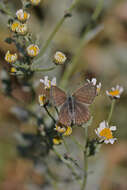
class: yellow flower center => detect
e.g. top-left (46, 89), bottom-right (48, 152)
top-left (99, 128), bottom-right (113, 140)
top-left (109, 90), bottom-right (120, 96)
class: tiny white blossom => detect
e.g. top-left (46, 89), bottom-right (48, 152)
top-left (40, 76), bottom-right (56, 89)
top-left (16, 9), bottom-right (30, 22)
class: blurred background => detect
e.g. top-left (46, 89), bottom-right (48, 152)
top-left (0, 0), bottom-right (127, 190)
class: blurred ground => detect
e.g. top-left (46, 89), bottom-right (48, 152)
top-left (0, 0), bottom-right (127, 190)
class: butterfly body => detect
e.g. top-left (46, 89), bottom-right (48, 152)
top-left (51, 82), bottom-right (97, 126)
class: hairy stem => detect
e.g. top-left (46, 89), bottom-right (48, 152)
top-left (81, 127), bottom-right (88, 190)
top-left (107, 99), bottom-right (116, 124)
top-left (53, 148), bottom-right (81, 184)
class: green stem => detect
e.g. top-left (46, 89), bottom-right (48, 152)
top-left (92, 0), bottom-right (104, 21)
top-left (81, 127), bottom-right (88, 190)
top-left (63, 137), bottom-right (70, 153)
top-left (53, 148), bottom-right (81, 184)
top-left (31, 66), bottom-right (56, 72)
top-left (0, 3), bottom-right (14, 17)
top-left (107, 99), bottom-right (116, 124)
top-left (13, 63), bottom-right (30, 70)
top-left (71, 136), bottom-right (84, 151)
top-left (34, 0), bottom-right (82, 62)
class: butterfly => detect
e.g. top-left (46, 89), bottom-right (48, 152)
top-left (50, 81), bottom-right (97, 126)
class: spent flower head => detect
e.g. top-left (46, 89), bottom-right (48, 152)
top-left (16, 9), bottom-right (30, 22)
top-left (53, 51), bottom-right (67, 65)
top-left (95, 121), bottom-right (117, 144)
top-left (38, 95), bottom-right (47, 106)
top-left (26, 44), bottom-right (40, 57)
top-left (53, 137), bottom-right (63, 145)
top-left (63, 126), bottom-right (72, 136)
top-left (106, 85), bottom-right (124, 99)
top-left (16, 23), bottom-right (28, 35)
top-left (87, 78), bottom-right (101, 95)
top-left (30, 0), bottom-right (41, 6)
top-left (11, 21), bottom-right (20, 32)
top-left (55, 125), bottom-right (72, 136)
top-left (55, 125), bottom-right (66, 133)
top-left (5, 51), bottom-right (18, 63)
top-left (40, 76), bottom-right (56, 89)
top-left (10, 67), bottom-right (17, 73)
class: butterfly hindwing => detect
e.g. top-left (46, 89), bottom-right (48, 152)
top-left (51, 86), bottom-right (67, 106)
top-left (58, 102), bottom-right (72, 126)
top-left (72, 82), bottom-right (97, 104)
top-left (73, 100), bottom-right (90, 125)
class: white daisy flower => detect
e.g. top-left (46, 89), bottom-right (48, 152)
top-left (40, 76), bottom-right (56, 89)
top-left (106, 85), bottom-right (124, 99)
top-left (95, 120), bottom-right (117, 144)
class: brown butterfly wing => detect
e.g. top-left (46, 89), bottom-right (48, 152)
top-left (73, 101), bottom-right (90, 125)
top-left (72, 82), bottom-right (97, 104)
top-left (51, 86), bottom-right (67, 106)
top-left (58, 102), bottom-right (72, 126)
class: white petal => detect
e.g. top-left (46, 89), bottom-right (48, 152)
top-left (104, 140), bottom-right (110, 144)
top-left (106, 90), bottom-right (110, 96)
top-left (119, 86), bottom-right (124, 93)
top-left (111, 87), bottom-right (115, 91)
top-left (110, 126), bottom-right (116, 131)
top-left (87, 79), bottom-right (90, 83)
top-left (99, 121), bottom-right (106, 129)
top-left (92, 78), bottom-right (97, 85)
top-left (40, 79), bottom-right (44, 83)
top-left (97, 82), bottom-right (101, 88)
top-left (51, 77), bottom-right (56, 86)
top-left (44, 76), bottom-right (48, 81)
top-left (116, 95), bottom-right (120, 98)
top-left (109, 138), bottom-right (116, 144)
top-left (95, 129), bottom-right (99, 136)
top-left (116, 85), bottom-right (120, 89)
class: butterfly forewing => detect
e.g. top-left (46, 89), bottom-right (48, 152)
top-left (51, 86), bottom-right (67, 106)
top-left (74, 100), bottom-right (90, 125)
top-left (72, 82), bottom-right (97, 104)
top-left (58, 102), bottom-right (72, 126)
